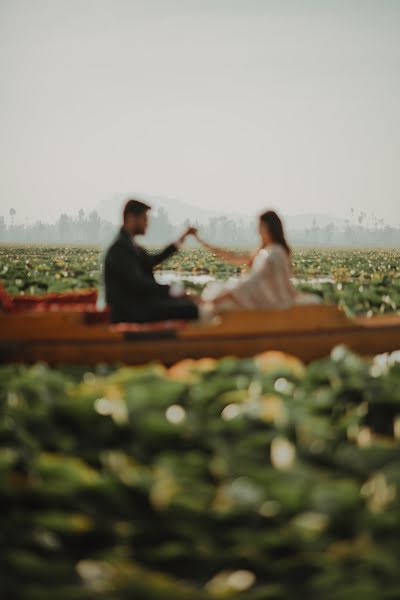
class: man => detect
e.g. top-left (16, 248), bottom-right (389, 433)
top-left (104, 199), bottom-right (199, 323)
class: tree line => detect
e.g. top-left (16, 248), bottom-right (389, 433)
top-left (1, 207), bottom-right (399, 247)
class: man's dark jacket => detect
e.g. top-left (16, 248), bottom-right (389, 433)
top-left (104, 228), bottom-right (198, 323)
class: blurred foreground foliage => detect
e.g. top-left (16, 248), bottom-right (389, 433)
top-left (1, 347), bottom-right (400, 599)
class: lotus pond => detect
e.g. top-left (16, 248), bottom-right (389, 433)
top-left (1, 244), bottom-right (400, 316)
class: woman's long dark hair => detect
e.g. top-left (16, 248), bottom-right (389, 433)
top-left (259, 210), bottom-right (292, 256)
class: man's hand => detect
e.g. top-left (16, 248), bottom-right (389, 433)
top-left (176, 226), bottom-right (198, 246)
top-left (182, 226), bottom-right (198, 239)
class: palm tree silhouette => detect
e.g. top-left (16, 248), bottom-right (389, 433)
top-left (9, 208), bottom-right (16, 227)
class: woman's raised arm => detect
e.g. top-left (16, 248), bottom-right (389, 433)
top-left (195, 235), bottom-right (250, 266)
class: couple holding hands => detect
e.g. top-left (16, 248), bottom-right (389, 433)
top-left (104, 199), bottom-right (302, 324)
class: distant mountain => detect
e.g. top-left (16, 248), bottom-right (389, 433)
top-left (96, 193), bottom-right (235, 225)
top-left (96, 194), bottom-right (347, 230)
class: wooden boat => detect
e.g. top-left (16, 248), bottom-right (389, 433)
top-left (1, 304), bottom-right (400, 364)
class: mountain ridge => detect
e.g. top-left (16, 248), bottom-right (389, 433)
top-left (96, 194), bottom-right (347, 230)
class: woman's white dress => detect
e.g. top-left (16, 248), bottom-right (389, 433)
top-left (202, 244), bottom-right (318, 313)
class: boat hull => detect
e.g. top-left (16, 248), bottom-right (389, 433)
top-left (1, 305), bottom-right (400, 364)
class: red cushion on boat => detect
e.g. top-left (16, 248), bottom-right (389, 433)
top-left (13, 289), bottom-right (97, 305)
top-left (0, 282), bottom-right (13, 311)
top-left (5, 288), bottom-right (98, 313)
top-left (0, 283), bottom-right (187, 332)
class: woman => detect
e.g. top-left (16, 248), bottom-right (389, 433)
top-left (196, 210), bottom-right (316, 314)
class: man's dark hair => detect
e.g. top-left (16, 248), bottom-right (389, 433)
top-left (123, 199), bottom-right (151, 219)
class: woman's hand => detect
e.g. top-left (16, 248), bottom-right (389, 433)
top-left (212, 290), bottom-right (240, 306)
top-left (193, 231), bottom-right (208, 247)
top-left (176, 226), bottom-right (198, 246)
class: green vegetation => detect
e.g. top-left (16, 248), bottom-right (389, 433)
top-left (1, 347), bottom-right (400, 598)
top-left (0, 245), bottom-right (101, 295)
top-left (1, 245), bottom-right (400, 315)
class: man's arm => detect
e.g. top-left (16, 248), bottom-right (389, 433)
top-left (106, 245), bottom-right (170, 297)
top-left (149, 226), bottom-right (198, 267)
top-left (149, 243), bottom-right (178, 268)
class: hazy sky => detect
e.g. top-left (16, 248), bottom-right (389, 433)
top-left (1, 0), bottom-right (399, 224)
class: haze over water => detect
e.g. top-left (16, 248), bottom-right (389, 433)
top-left (1, 0), bottom-right (399, 225)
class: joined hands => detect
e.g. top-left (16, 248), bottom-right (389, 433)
top-left (177, 226), bottom-right (198, 245)
top-left (177, 227), bottom-right (218, 252)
